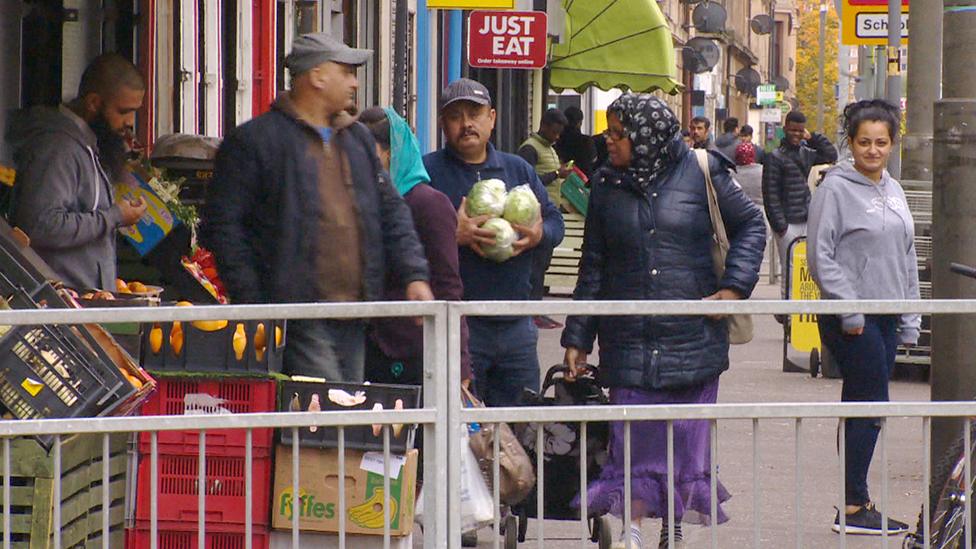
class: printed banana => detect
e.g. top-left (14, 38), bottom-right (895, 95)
top-left (348, 488), bottom-right (397, 529)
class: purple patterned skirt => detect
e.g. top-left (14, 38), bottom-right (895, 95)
top-left (574, 378), bottom-right (730, 524)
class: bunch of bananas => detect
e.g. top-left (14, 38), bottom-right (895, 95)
top-left (348, 488), bottom-right (397, 529)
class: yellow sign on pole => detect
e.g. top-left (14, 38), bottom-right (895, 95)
top-left (841, 0), bottom-right (908, 46)
top-left (427, 0), bottom-right (515, 8)
top-left (789, 240), bottom-right (822, 353)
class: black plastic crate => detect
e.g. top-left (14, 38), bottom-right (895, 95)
top-left (278, 379), bottom-right (421, 453)
top-left (0, 323), bottom-right (139, 449)
top-left (140, 319), bottom-right (285, 373)
top-left (0, 218), bottom-right (60, 290)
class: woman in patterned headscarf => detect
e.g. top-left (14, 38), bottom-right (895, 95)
top-left (561, 94), bottom-right (767, 548)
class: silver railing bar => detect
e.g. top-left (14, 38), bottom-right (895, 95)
top-left (839, 419), bottom-right (846, 548)
top-left (459, 402), bottom-right (976, 423)
top-left (795, 418), bottom-right (802, 549)
top-left (53, 435), bottom-right (61, 549)
top-left (710, 419), bottom-right (718, 549)
top-left (753, 418), bottom-right (760, 549)
top-left (923, 417), bottom-right (931, 549)
top-left (102, 433), bottom-right (110, 549)
top-left (339, 427), bottom-right (346, 549)
top-left (198, 430), bottom-right (206, 549)
top-left (2, 437), bottom-right (9, 549)
top-left (881, 418), bottom-right (889, 549)
top-left (537, 421), bottom-right (545, 549)
top-left (291, 427), bottom-right (299, 548)
top-left (492, 423), bottom-right (501, 549)
top-left (966, 422), bottom-right (972, 549)
top-left (383, 426), bottom-right (391, 549)
top-left (580, 421), bottom-right (588, 549)
top-left (624, 420), bottom-right (632, 549)
top-left (150, 431), bottom-right (158, 549)
top-left (667, 420), bottom-right (674, 549)
top-left (245, 429), bottom-right (253, 549)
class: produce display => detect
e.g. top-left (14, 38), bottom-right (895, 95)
top-left (464, 180), bottom-right (542, 263)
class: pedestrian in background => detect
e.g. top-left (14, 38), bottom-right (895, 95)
top-left (203, 33), bottom-right (433, 381)
top-left (689, 116), bottom-right (713, 150)
top-left (556, 106), bottom-right (598, 178)
top-left (715, 117), bottom-right (740, 160)
top-left (562, 93), bottom-right (766, 549)
top-left (734, 141), bottom-right (763, 208)
top-left (738, 124), bottom-right (765, 165)
top-left (358, 106), bottom-right (472, 387)
top-left (761, 110), bottom-right (838, 301)
top-left (517, 107), bottom-right (572, 330)
top-left (808, 99), bottom-right (919, 536)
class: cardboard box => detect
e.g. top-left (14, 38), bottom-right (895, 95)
top-left (269, 531), bottom-right (413, 548)
top-left (115, 173), bottom-right (181, 256)
top-left (271, 446), bottom-right (417, 536)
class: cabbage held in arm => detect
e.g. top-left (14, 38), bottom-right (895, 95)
top-left (502, 184), bottom-right (541, 226)
top-left (465, 179), bottom-right (508, 218)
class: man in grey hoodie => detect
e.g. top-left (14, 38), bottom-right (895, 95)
top-left (6, 53), bottom-right (147, 290)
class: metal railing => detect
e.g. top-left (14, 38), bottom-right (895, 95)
top-left (1, 299), bottom-right (976, 548)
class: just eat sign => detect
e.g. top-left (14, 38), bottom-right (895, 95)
top-left (467, 10), bottom-right (548, 70)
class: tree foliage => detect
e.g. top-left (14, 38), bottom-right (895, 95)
top-left (795, 0), bottom-right (840, 138)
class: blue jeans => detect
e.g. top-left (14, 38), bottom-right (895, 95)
top-left (818, 314), bottom-right (898, 506)
top-left (283, 319), bottom-right (365, 381)
top-left (468, 317), bottom-right (540, 407)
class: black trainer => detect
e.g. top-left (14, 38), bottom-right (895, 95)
top-left (832, 503), bottom-right (909, 535)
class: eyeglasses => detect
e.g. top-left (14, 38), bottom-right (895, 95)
top-left (602, 128), bottom-right (628, 141)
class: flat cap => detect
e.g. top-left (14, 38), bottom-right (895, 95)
top-left (439, 78), bottom-right (492, 111)
top-left (285, 32), bottom-right (372, 75)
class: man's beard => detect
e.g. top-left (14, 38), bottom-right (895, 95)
top-left (88, 114), bottom-right (129, 182)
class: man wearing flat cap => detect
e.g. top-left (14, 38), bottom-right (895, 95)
top-left (203, 32), bottom-right (433, 381)
top-left (423, 78), bottom-right (565, 407)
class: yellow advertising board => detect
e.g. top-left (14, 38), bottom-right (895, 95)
top-left (427, 0), bottom-right (515, 8)
top-left (841, 0), bottom-right (908, 46)
top-left (789, 240), bottom-right (822, 353)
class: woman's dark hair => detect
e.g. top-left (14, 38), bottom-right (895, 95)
top-left (358, 107), bottom-right (391, 150)
top-left (843, 99), bottom-right (901, 141)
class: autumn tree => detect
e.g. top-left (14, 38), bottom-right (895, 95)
top-left (795, 0), bottom-right (840, 138)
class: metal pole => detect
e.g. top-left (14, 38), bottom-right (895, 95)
top-left (817, 2), bottom-right (827, 133)
top-left (875, 46), bottom-right (886, 100)
top-left (416, 1), bottom-right (432, 152)
top-left (902, 0), bottom-right (943, 182)
top-left (885, 0), bottom-right (903, 177)
top-left (448, 11), bottom-right (463, 83)
top-left (932, 0), bottom-right (976, 482)
top-left (392, 0), bottom-right (409, 115)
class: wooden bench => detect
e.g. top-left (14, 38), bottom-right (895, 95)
top-left (544, 212), bottom-right (585, 295)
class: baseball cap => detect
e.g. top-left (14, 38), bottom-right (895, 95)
top-left (285, 32), bottom-right (372, 76)
top-left (439, 78), bottom-right (492, 111)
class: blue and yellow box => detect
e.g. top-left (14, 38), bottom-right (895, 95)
top-left (115, 173), bottom-right (181, 256)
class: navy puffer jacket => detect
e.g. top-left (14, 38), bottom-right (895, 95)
top-left (561, 139), bottom-right (767, 390)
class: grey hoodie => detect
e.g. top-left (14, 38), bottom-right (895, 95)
top-left (807, 161), bottom-right (920, 344)
top-left (6, 106), bottom-right (124, 291)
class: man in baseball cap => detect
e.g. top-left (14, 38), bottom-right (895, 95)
top-left (423, 78), bottom-right (565, 405)
top-left (203, 33), bottom-right (433, 381)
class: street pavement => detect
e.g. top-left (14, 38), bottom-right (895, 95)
top-left (466, 279), bottom-right (931, 548)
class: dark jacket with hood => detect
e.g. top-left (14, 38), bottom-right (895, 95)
top-left (201, 97), bottom-right (429, 304)
top-left (561, 139), bottom-right (767, 390)
top-left (7, 106), bottom-right (125, 291)
top-left (761, 132), bottom-right (838, 234)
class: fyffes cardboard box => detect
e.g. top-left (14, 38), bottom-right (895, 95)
top-left (271, 445), bottom-right (417, 536)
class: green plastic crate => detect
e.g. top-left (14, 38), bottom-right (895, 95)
top-left (561, 172), bottom-right (589, 217)
top-left (0, 434), bottom-right (128, 548)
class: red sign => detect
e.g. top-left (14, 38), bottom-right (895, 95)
top-left (467, 10), bottom-right (548, 70)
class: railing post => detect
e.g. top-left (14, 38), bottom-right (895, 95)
top-left (447, 303), bottom-right (464, 548)
top-left (424, 304), bottom-right (450, 549)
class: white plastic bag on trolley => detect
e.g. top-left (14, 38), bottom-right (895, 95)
top-left (460, 426), bottom-right (494, 532)
top-left (413, 427), bottom-right (494, 532)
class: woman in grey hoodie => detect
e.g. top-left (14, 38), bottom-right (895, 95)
top-left (807, 99), bottom-right (920, 536)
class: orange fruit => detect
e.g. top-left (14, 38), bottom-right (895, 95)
top-left (128, 281), bottom-right (148, 293)
top-left (116, 279), bottom-right (131, 293)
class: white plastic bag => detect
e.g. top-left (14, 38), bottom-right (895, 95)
top-left (460, 427), bottom-right (495, 532)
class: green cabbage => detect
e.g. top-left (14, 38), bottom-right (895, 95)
top-left (480, 217), bottom-right (517, 263)
top-left (502, 184), bottom-right (541, 226)
top-left (465, 179), bottom-right (507, 218)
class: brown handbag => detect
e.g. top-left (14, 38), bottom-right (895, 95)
top-left (693, 149), bottom-right (755, 345)
top-left (461, 385), bottom-right (536, 505)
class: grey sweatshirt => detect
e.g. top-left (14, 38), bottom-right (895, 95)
top-left (807, 161), bottom-right (920, 344)
top-left (6, 106), bottom-right (125, 291)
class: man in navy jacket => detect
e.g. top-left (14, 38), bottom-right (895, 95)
top-left (424, 79), bottom-right (565, 407)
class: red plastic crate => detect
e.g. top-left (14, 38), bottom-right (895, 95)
top-left (134, 452), bottom-right (272, 527)
top-left (126, 521), bottom-right (270, 549)
top-left (139, 377), bottom-right (277, 457)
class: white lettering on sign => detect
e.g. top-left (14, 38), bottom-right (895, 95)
top-left (491, 35), bottom-right (535, 56)
top-left (476, 14), bottom-right (535, 36)
top-left (855, 13), bottom-right (909, 38)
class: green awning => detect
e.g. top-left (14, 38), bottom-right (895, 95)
top-left (549, 0), bottom-right (683, 95)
